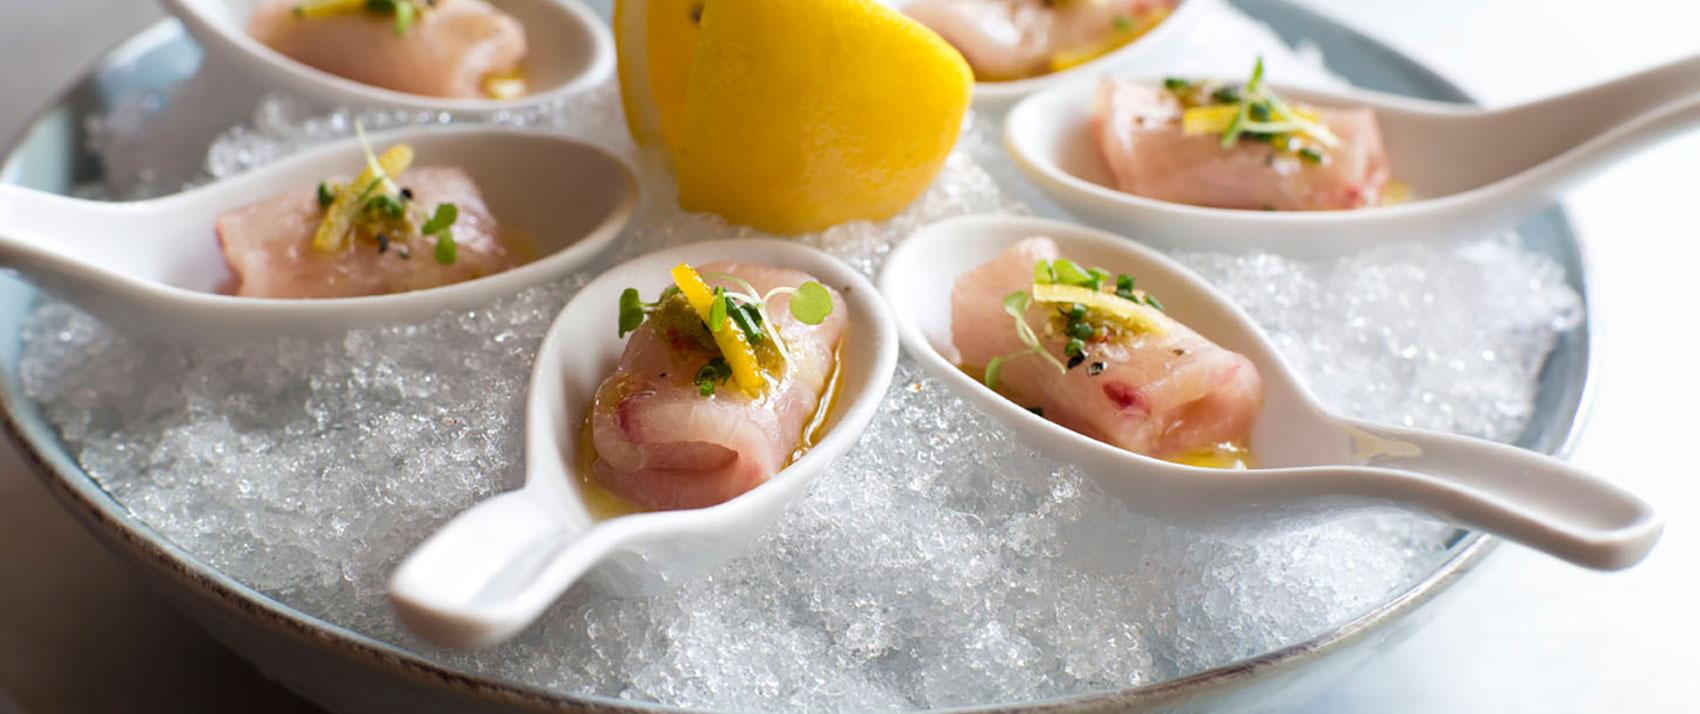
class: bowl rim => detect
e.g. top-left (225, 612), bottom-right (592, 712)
top-left (0, 4), bottom-right (1595, 713)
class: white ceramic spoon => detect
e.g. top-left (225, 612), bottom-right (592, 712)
top-left (0, 125), bottom-right (636, 343)
top-left (1006, 53), bottom-right (1700, 255)
top-left (881, 214), bottom-right (1661, 570)
top-left (162, 0), bottom-right (613, 112)
top-left (388, 239), bottom-right (899, 649)
top-left (878, 0), bottom-right (1208, 110)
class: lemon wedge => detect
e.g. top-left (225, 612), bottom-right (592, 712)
top-left (1031, 283), bottom-right (1170, 337)
top-left (617, 0), bottom-right (973, 234)
top-left (671, 263), bottom-right (764, 395)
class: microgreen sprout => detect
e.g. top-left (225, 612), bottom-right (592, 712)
top-left (982, 290), bottom-right (1068, 391)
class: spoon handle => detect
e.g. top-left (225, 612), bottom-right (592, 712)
top-left (1470, 53), bottom-right (1700, 192)
top-left (1329, 418), bottom-right (1662, 570)
top-left (0, 182), bottom-right (170, 288)
top-left (388, 487), bottom-right (623, 649)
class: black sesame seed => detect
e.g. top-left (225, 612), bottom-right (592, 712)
top-left (1067, 353), bottom-right (1086, 369)
top-left (399, 187), bottom-right (414, 200)
top-left (376, 234), bottom-right (391, 254)
top-left (1087, 361), bottom-right (1106, 376)
top-left (1173, 348), bottom-right (1186, 356)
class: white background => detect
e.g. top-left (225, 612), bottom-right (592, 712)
top-left (1, 1), bottom-right (1696, 712)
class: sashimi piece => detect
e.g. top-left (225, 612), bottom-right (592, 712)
top-left (1095, 77), bottom-right (1390, 210)
top-left (216, 166), bottom-right (517, 298)
top-left (248, 0), bottom-right (527, 99)
top-left (590, 263), bottom-right (847, 511)
top-left (904, 0), bottom-right (1176, 81)
top-left (952, 237), bottom-right (1261, 458)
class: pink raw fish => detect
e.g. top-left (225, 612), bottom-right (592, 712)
top-left (248, 0), bottom-right (526, 99)
top-left (1095, 77), bottom-right (1390, 211)
top-left (952, 237), bottom-right (1261, 458)
top-left (590, 263), bottom-right (848, 511)
top-left (216, 166), bottom-right (518, 298)
top-left (904, 0), bottom-right (1176, 80)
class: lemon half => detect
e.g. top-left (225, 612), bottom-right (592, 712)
top-left (617, 0), bottom-right (973, 234)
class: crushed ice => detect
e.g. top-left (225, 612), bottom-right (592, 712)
top-left (18, 0), bottom-right (1583, 710)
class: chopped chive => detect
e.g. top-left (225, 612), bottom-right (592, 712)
top-left (1298, 146), bottom-right (1327, 164)
top-left (1163, 78), bottom-right (1192, 92)
top-left (317, 182), bottom-right (335, 208)
top-left (1113, 14), bottom-right (1135, 32)
top-left (1144, 294), bottom-right (1165, 311)
top-left (1068, 322), bottom-right (1093, 340)
top-left (1065, 339), bottom-right (1085, 358)
top-left (1211, 85), bottom-right (1241, 105)
top-left (1115, 274), bottom-right (1136, 300)
top-left (1249, 101), bottom-right (1272, 121)
top-left (1068, 303), bottom-right (1087, 321)
top-left (728, 298), bottom-right (764, 344)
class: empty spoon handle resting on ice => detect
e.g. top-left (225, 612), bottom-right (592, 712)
top-left (1260, 418), bottom-right (1662, 571)
top-left (388, 486), bottom-right (629, 649)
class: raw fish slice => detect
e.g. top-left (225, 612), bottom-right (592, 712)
top-left (591, 262), bottom-right (848, 511)
top-left (952, 237), bottom-right (1261, 458)
top-left (1095, 77), bottom-right (1390, 211)
top-left (217, 166), bottom-right (516, 298)
top-left (904, 0), bottom-right (1175, 80)
top-left (248, 0), bottom-right (526, 99)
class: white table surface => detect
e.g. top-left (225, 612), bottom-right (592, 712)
top-left (1, 1), bottom-right (1696, 712)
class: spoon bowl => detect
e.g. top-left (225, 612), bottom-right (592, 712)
top-left (0, 125), bottom-right (637, 342)
top-left (1007, 53), bottom-right (1700, 255)
top-left (388, 239), bottom-right (900, 649)
top-left (880, 0), bottom-right (1209, 110)
top-left (881, 214), bottom-right (1661, 570)
top-left (162, 0), bottom-right (614, 112)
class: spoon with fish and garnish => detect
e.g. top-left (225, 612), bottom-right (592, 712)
top-left (0, 125), bottom-right (635, 343)
top-left (882, 214), bottom-right (1661, 571)
top-left (388, 239), bottom-right (899, 650)
top-left (1007, 53), bottom-right (1700, 255)
top-left (162, 0), bottom-right (613, 112)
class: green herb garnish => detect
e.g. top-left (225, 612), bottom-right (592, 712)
top-left (694, 357), bottom-right (733, 396)
top-left (789, 281), bottom-right (833, 325)
top-left (432, 230), bottom-right (456, 265)
top-left (982, 289), bottom-right (1068, 391)
top-left (1164, 77), bottom-right (1192, 91)
top-left (618, 288), bottom-right (646, 338)
top-left (421, 202), bottom-right (457, 235)
top-left (317, 182), bottom-right (336, 208)
top-left (709, 288), bottom-right (729, 333)
top-left (1113, 14), bottom-right (1135, 33)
